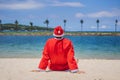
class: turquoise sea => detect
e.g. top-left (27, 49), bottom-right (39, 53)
top-left (0, 35), bottom-right (120, 59)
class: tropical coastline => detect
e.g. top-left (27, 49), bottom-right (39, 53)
top-left (0, 0), bottom-right (119, 80)
top-left (0, 31), bottom-right (120, 80)
top-left (0, 31), bottom-right (120, 36)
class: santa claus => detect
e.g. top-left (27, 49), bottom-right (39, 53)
top-left (32, 26), bottom-right (84, 73)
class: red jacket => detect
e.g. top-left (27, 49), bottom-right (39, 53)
top-left (38, 38), bottom-right (78, 71)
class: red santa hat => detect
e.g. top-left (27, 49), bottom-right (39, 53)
top-left (53, 26), bottom-right (64, 37)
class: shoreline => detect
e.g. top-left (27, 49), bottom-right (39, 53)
top-left (0, 31), bottom-right (120, 36)
top-left (0, 57), bottom-right (120, 60)
top-left (0, 58), bottom-right (120, 80)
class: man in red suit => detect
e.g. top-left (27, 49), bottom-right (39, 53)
top-left (32, 26), bottom-right (84, 73)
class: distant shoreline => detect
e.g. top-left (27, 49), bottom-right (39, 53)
top-left (0, 31), bottom-right (120, 36)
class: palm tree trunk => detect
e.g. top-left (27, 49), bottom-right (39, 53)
top-left (96, 23), bottom-right (99, 32)
top-left (64, 23), bottom-right (66, 31)
top-left (47, 24), bottom-right (48, 31)
top-left (81, 23), bottom-right (83, 32)
top-left (115, 24), bottom-right (117, 32)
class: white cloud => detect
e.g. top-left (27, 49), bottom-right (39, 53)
top-left (50, 1), bottom-right (84, 7)
top-left (87, 11), bottom-right (118, 18)
top-left (90, 25), bottom-right (108, 29)
top-left (0, 0), bottom-right (45, 10)
top-left (75, 13), bottom-right (85, 18)
top-left (0, 0), bottom-right (84, 10)
top-left (75, 10), bottom-right (120, 18)
top-left (100, 25), bottom-right (108, 29)
top-left (90, 26), bottom-right (96, 29)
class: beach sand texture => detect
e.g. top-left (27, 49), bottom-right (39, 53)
top-left (0, 59), bottom-right (120, 80)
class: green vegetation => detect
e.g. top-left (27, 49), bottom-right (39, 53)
top-left (0, 31), bottom-right (53, 36)
top-left (0, 23), bottom-right (53, 31)
top-left (0, 19), bottom-right (119, 36)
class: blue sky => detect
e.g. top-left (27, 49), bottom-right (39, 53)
top-left (0, 0), bottom-right (120, 31)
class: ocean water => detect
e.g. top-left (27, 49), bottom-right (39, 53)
top-left (0, 35), bottom-right (120, 59)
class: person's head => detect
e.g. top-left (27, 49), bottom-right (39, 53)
top-left (53, 26), bottom-right (64, 39)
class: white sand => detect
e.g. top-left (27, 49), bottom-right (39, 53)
top-left (0, 58), bottom-right (120, 80)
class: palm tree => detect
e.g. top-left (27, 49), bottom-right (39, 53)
top-left (80, 19), bottom-right (84, 32)
top-left (63, 19), bottom-right (67, 31)
top-left (115, 19), bottom-right (118, 32)
top-left (96, 19), bottom-right (99, 32)
top-left (0, 19), bottom-right (2, 31)
top-left (44, 19), bottom-right (49, 30)
top-left (15, 20), bottom-right (18, 31)
top-left (30, 22), bottom-right (33, 31)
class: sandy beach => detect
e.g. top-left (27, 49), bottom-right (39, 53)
top-left (0, 58), bottom-right (120, 80)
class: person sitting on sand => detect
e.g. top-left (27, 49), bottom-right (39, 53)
top-left (32, 26), bottom-right (84, 73)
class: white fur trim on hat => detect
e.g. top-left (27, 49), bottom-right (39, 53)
top-left (53, 33), bottom-right (64, 37)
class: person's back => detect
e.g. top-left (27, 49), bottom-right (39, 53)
top-left (39, 37), bottom-right (77, 71)
top-left (38, 26), bottom-right (79, 73)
